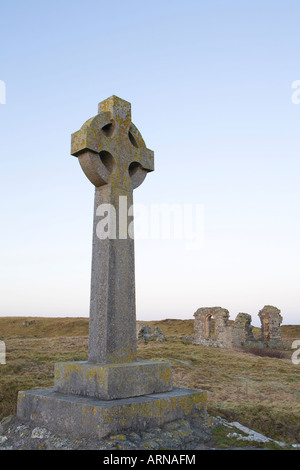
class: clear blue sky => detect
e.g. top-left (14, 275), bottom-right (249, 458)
top-left (0, 0), bottom-right (299, 325)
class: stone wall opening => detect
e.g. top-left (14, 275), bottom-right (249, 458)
top-left (193, 307), bottom-right (232, 348)
top-left (204, 314), bottom-right (215, 339)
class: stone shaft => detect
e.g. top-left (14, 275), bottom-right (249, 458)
top-left (71, 96), bottom-right (154, 364)
top-left (88, 183), bottom-right (136, 364)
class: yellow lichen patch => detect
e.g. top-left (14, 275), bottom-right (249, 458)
top-left (82, 366), bottom-right (107, 385)
top-left (109, 434), bottom-right (126, 441)
top-left (81, 405), bottom-right (94, 426)
top-left (159, 365), bottom-right (172, 384)
top-left (71, 96), bottom-right (153, 194)
top-left (17, 391), bottom-right (26, 404)
top-left (106, 343), bottom-right (137, 364)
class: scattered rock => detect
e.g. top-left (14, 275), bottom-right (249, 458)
top-left (153, 327), bottom-right (166, 342)
top-left (0, 414), bottom-right (212, 451)
top-left (0, 413), bottom-right (298, 450)
top-left (31, 427), bottom-right (51, 440)
top-left (0, 436), bottom-right (7, 445)
top-left (137, 324), bottom-right (166, 342)
top-left (137, 323), bottom-right (152, 341)
top-left (22, 320), bottom-right (38, 328)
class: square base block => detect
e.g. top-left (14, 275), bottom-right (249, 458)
top-left (54, 360), bottom-right (172, 400)
top-left (17, 387), bottom-right (207, 439)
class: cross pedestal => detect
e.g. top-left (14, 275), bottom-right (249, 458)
top-left (17, 96), bottom-right (207, 439)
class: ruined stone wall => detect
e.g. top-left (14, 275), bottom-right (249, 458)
top-left (193, 305), bottom-right (283, 349)
top-left (193, 307), bottom-right (233, 348)
top-left (258, 305), bottom-right (283, 349)
top-left (231, 313), bottom-right (263, 349)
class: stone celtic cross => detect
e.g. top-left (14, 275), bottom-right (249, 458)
top-left (71, 96), bottom-right (154, 364)
top-left (17, 96), bottom-right (205, 435)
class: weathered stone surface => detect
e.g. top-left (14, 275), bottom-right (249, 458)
top-left (193, 307), bottom-right (232, 348)
top-left (54, 360), bottom-right (172, 400)
top-left (88, 184), bottom-right (137, 364)
top-left (71, 96), bottom-right (154, 192)
top-left (0, 414), bottom-right (216, 450)
top-left (194, 305), bottom-right (283, 349)
top-left (0, 340), bottom-right (5, 365)
top-left (258, 305), bottom-right (283, 349)
top-left (17, 388), bottom-right (207, 440)
top-left (3, 413), bottom-right (296, 450)
top-left (137, 323), bottom-right (152, 341)
top-left (137, 324), bottom-right (166, 342)
top-left (71, 95), bottom-right (154, 364)
top-left (153, 327), bottom-right (167, 342)
top-left (232, 313), bottom-right (256, 348)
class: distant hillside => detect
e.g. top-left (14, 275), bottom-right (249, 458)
top-left (0, 317), bottom-right (89, 338)
top-left (0, 316), bottom-right (299, 348)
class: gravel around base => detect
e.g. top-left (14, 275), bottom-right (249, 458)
top-left (0, 414), bottom-right (298, 451)
top-left (0, 414), bottom-right (214, 450)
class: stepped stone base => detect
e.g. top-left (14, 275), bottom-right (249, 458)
top-left (17, 387), bottom-right (207, 439)
top-left (54, 360), bottom-right (172, 400)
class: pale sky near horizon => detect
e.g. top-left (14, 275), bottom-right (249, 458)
top-left (0, 1), bottom-right (300, 326)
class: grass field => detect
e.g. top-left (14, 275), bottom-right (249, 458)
top-left (0, 316), bottom-right (300, 445)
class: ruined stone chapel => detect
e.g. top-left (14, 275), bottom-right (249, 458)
top-left (193, 305), bottom-right (283, 349)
